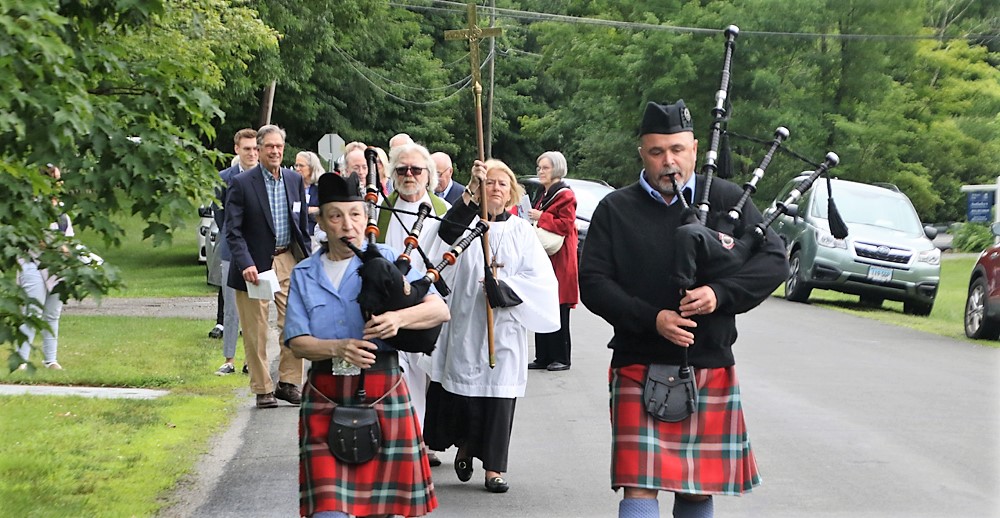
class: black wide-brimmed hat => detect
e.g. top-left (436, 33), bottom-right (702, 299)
top-left (318, 172), bottom-right (363, 205)
top-left (639, 99), bottom-right (694, 136)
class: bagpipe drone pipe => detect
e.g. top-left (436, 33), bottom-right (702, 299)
top-left (671, 24), bottom-right (849, 291)
top-left (341, 148), bottom-right (488, 354)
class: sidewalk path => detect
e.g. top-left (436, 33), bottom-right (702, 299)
top-left (63, 296), bottom-right (216, 319)
top-left (0, 384), bottom-right (169, 399)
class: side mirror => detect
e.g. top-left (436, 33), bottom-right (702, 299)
top-left (991, 221), bottom-right (1000, 237)
top-left (923, 225), bottom-right (938, 240)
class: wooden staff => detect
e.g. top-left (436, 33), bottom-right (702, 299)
top-left (445, 2), bottom-right (502, 368)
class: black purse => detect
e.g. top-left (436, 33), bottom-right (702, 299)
top-left (642, 350), bottom-right (699, 423)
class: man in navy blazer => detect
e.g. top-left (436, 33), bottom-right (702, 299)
top-left (225, 124), bottom-right (309, 409)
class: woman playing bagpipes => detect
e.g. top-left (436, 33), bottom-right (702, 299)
top-left (423, 159), bottom-right (560, 494)
top-left (578, 99), bottom-right (788, 518)
top-left (284, 172), bottom-right (449, 518)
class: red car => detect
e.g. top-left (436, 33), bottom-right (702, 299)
top-left (964, 224), bottom-right (1000, 339)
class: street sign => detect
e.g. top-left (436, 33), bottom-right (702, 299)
top-left (967, 191), bottom-right (994, 223)
top-left (317, 133), bottom-right (345, 161)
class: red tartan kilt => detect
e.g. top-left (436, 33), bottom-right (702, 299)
top-left (300, 367), bottom-right (437, 517)
top-left (609, 364), bottom-right (761, 496)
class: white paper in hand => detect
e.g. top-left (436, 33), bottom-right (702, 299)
top-left (247, 269), bottom-right (280, 301)
top-left (517, 194), bottom-right (532, 220)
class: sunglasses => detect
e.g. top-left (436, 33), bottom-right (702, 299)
top-left (395, 165), bottom-right (427, 176)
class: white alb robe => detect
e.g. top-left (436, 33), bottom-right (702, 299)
top-left (430, 215), bottom-right (560, 399)
top-left (382, 193), bottom-right (450, 424)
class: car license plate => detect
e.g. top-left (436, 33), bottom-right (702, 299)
top-left (867, 265), bottom-right (893, 283)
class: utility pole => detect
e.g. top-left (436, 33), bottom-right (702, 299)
top-left (259, 80), bottom-right (276, 126)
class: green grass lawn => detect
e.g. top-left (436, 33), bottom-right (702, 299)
top-left (2, 212), bottom-right (244, 517)
top-left (78, 214), bottom-right (217, 298)
top-left (0, 316), bottom-right (245, 518)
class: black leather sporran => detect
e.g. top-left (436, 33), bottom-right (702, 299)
top-left (642, 363), bottom-right (699, 423)
top-left (328, 405), bottom-right (381, 464)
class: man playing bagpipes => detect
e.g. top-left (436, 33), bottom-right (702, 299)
top-left (579, 99), bottom-right (787, 518)
top-left (284, 172), bottom-right (450, 518)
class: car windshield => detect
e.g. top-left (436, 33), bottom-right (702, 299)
top-left (811, 182), bottom-right (924, 234)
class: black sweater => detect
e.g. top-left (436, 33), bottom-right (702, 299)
top-left (579, 176), bottom-right (788, 368)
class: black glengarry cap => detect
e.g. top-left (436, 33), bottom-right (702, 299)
top-left (318, 172), bottom-right (364, 205)
top-left (639, 99), bottom-right (694, 136)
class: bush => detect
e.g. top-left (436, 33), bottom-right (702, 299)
top-left (951, 222), bottom-right (994, 252)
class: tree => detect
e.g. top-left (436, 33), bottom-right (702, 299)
top-left (0, 0), bottom-right (277, 370)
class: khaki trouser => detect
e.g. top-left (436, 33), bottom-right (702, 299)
top-left (234, 251), bottom-right (303, 395)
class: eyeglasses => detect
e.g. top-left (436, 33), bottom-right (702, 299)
top-left (293, 163), bottom-right (306, 169)
top-left (395, 165), bottom-right (427, 176)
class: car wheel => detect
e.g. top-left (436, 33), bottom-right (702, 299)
top-left (859, 295), bottom-right (884, 308)
top-left (903, 299), bottom-right (934, 317)
top-left (785, 251), bottom-right (812, 303)
top-left (965, 277), bottom-right (1000, 339)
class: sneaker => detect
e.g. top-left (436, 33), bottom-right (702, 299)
top-left (16, 363), bottom-right (28, 371)
top-left (208, 324), bottom-right (224, 339)
top-left (274, 382), bottom-right (302, 405)
top-left (241, 363), bottom-right (249, 375)
top-left (44, 362), bottom-right (63, 370)
top-left (215, 362), bottom-right (235, 376)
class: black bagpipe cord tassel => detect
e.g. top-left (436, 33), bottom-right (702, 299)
top-left (825, 175), bottom-right (849, 239)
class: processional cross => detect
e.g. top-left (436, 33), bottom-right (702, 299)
top-left (445, 3), bottom-right (502, 368)
top-left (444, 3), bottom-right (502, 160)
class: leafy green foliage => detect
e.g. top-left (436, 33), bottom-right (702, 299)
top-left (0, 1), bottom-right (276, 367)
top-left (951, 221), bottom-right (995, 252)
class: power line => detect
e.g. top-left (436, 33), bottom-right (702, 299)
top-left (331, 42), bottom-right (470, 92)
top-left (392, 0), bottom-right (989, 42)
top-left (331, 41), bottom-right (496, 106)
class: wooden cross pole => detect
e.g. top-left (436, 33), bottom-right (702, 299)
top-left (445, 3), bottom-right (502, 368)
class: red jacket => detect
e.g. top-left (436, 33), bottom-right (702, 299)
top-left (535, 185), bottom-right (579, 306)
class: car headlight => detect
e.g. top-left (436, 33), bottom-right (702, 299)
top-left (816, 228), bottom-right (847, 249)
top-left (918, 247), bottom-right (940, 265)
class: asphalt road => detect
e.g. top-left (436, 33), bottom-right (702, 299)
top-left (162, 297), bottom-right (1000, 518)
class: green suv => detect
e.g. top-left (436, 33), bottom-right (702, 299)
top-left (765, 177), bottom-right (941, 315)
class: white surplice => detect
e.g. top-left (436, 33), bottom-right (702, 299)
top-left (382, 193), bottom-right (450, 424)
top-left (430, 214), bottom-right (560, 399)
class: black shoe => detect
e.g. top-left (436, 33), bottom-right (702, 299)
top-left (455, 458), bottom-right (473, 482)
top-left (208, 324), bottom-right (223, 339)
top-left (241, 363), bottom-right (249, 375)
top-left (546, 361), bottom-right (570, 371)
top-left (256, 393), bottom-right (278, 409)
top-left (427, 452), bottom-right (442, 467)
top-left (485, 476), bottom-right (509, 493)
top-left (527, 361), bottom-right (548, 370)
top-left (274, 382), bottom-right (301, 405)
